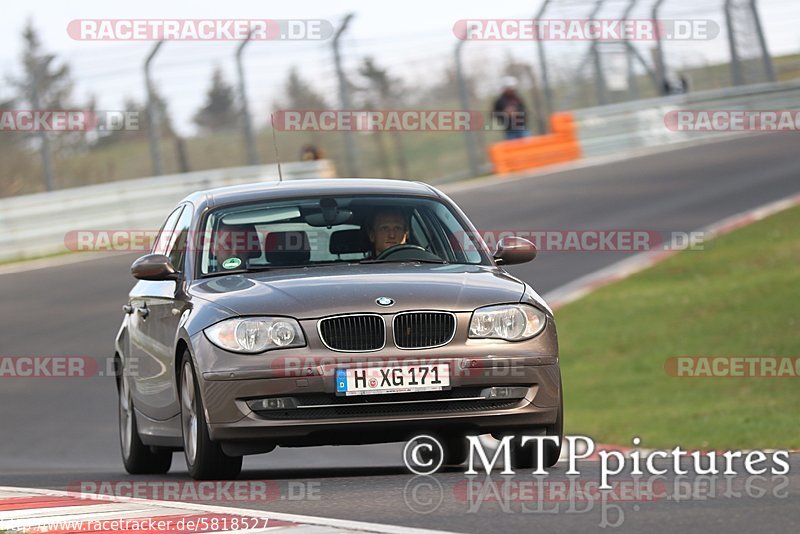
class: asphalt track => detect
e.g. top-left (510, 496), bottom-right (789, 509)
top-left (1, 133), bottom-right (799, 532)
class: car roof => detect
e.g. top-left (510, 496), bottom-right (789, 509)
top-left (181, 178), bottom-right (441, 210)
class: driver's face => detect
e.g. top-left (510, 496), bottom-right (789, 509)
top-left (369, 212), bottom-right (408, 255)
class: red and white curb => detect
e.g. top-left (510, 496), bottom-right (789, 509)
top-left (544, 192), bottom-right (800, 310)
top-left (0, 486), bottom-right (451, 534)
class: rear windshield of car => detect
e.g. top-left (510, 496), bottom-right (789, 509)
top-left (197, 195), bottom-right (489, 275)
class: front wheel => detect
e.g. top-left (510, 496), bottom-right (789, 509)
top-left (510, 409), bottom-right (563, 469)
top-left (180, 353), bottom-right (242, 480)
top-left (443, 436), bottom-right (469, 466)
top-left (510, 385), bottom-right (564, 470)
top-left (118, 363), bottom-right (172, 474)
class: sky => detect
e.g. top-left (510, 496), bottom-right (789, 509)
top-left (1, 0), bottom-right (798, 135)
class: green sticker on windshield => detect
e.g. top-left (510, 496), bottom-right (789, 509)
top-left (222, 257), bottom-right (242, 270)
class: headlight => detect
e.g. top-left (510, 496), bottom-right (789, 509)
top-left (469, 304), bottom-right (546, 341)
top-left (205, 317), bottom-right (305, 353)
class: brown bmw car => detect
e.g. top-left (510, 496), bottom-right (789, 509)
top-left (115, 179), bottom-right (562, 479)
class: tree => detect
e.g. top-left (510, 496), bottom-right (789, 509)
top-left (10, 21), bottom-right (74, 110)
top-left (0, 98), bottom-right (33, 196)
top-left (359, 57), bottom-right (408, 179)
top-left (193, 66), bottom-right (238, 133)
top-left (278, 68), bottom-right (328, 111)
top-left (91, 91), bottom-right (174, 150)
top-left (7, 20), bottom-right (78, 190)
top-left (274, 68), bottom-right (330, 160)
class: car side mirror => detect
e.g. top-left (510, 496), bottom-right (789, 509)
top-left (131, 254), bottom-right (179, 281)
top-left (494, 237), bottom-right (536, 266)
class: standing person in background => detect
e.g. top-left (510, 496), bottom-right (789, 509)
top-left (492, 76), bottom-right (531, 140)
top-left (300, 144), bottom-right (323, 161)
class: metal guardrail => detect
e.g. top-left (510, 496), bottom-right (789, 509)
top-left (572, 80), bottom-right (800, 158)
top-left (0, 159), bottom-right (336, 262)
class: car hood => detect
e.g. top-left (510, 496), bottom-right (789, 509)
top-left (190, 263), bottom-right (526, 319)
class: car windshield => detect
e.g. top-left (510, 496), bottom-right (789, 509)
top-left (198, 195), bottom-right (489, 275)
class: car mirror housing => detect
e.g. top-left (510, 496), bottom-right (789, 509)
top-left (131, 254), bottom-right (179, 281)
top-left (494, 236), bottom-right (536, 266)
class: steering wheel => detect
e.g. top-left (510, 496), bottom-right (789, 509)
top-left (375, 244), bottom-right (431, 261)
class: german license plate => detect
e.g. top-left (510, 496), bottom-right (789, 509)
top-left (335, 363), bottom-right (450, 396)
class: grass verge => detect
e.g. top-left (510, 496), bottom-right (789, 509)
top-left (559, 205), bottom-right (800, 449)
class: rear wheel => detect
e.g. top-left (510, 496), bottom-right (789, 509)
top-left (180, 352), bottom-right (242, 480)
top-left (118, 362), bottom-right (172, 474)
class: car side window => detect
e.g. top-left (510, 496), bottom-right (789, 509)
top-left (153, 206), bottom-right (184, 256)
top-left (166, 205), bottom-right (193, 272)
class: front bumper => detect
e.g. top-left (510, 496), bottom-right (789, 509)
top-left (190, 314), bottom-right (561, 448)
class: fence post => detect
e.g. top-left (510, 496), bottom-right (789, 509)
top-left (652, 0), bottom-right (668, 94)
top-left (589, 0), bottom-right (609, 105)
top-left (144, 40), bottom-right (165, 176)
top-left (724, 0), bottom-right (745, 86)
top-left (30, 62), bottom-right (55, 191)
top-left (236, 31), bottom-right (259, 165)
top-left (454, 38), bottom-right (481, 179)
top-left (749, 0), bottom-right (776, 82)
top-left (332, 14), bottom-right (361, 178)
top-left (535, 0), bottom-right (553, 129)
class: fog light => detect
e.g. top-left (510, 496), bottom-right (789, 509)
top-left (480, 386), bottom-right (528, 399)
top-left (247, 397), bottom-right (297, 411)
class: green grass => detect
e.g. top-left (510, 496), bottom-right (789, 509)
top-left (558, 205), bottom-right (800, 449)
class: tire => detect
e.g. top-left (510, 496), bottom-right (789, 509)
top-left (509, 376), bottom-right (564, 470)
top-left (118, 361), bottom-right (172, 475)
top-left (180, 352), bottom-right (242, 480)
top-left (443, 436), bottom-right (469, 466)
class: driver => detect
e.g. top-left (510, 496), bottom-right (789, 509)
top-left (368, 208), bottom-right (409, 257)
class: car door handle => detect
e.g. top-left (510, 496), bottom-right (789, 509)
top-left (123, 304), bottom-right (134, 314)
top-left (136, 306), bottom-right (150, 319)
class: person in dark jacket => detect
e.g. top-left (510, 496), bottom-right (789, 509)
top-left (493, 76), bottom-right (531, 140)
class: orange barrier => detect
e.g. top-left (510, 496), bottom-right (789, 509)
top-left (488, 112), bottom-right (581, 174)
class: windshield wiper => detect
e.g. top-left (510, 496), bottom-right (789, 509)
top-left (202, 267), bottom-right (275, 278)
top-left (360, 258), bottom-right (449, 264)
top-left (202, 262), bottom-right (357, 277)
